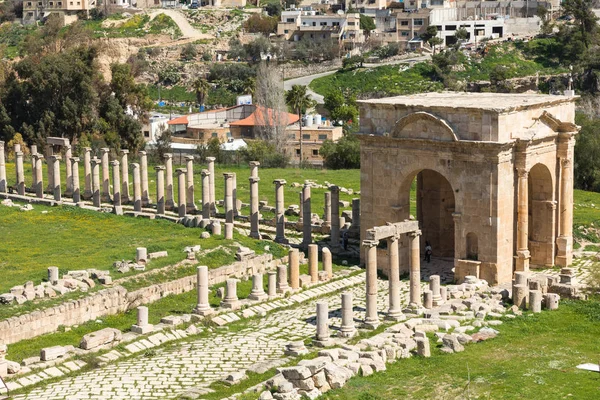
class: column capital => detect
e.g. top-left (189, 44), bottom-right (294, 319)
top-left (452, 212), bottom-right (462, 222)
top-left (69, 156), bottom-right (79, 163)
top-left (408, 229), bottom-right (422, 238)
top-left (138, 150), bottom-right (147, 156)
top-left (163, 153), bottom-right (172, 160)
top-left (100, 148), bottom-right (110, 154)
top-left (249, 176), bottom-right (260, 183)
top-left (35, 154), bottom-right (45, 161)
top-left (109, 160), bottom-right (120, 166)
top-left (206, 157), bottom-right (216, 162)
top-left (201, 169), bottom-right (210, 177)
top-left (387, 233), bottom-right (401, 242)
top-left (175, 168), bottom-right (187, 175)
top-left (249, 161), bottom-right (260, 167)
top-left (15, 151), bottom-right (23, 157)
top-left (91, 157), bottom-right (101, 166)
top-left (516, 167), bottom-right (528, 178)
top-left (273, 179), bottom-right (287, 185)
top-left (224, 172), bottom-right (235, 179)
top-left (303, 181), bottom-right (312, 188)
top-left (362, 240), bottom-right (379, 249)
top-left (155, 165), bottom-right (166, 171)
top-left (129, 162), bottom-right (140, 169)
top-left (329, 185), bottom-right (340, 193)
top-left (185, 155), bottom-right (194, 161)
top-left (119, 149), bottom-right (129, 155)
top-left (49, 155), bottom-right (61, 161)
top-left (560, 158), bottom-right (572, 168)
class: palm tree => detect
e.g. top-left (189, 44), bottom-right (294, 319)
top-left (285, 84), bottom-right (313, 164)
top-left (243, 77), bottom-right (256, 96)
top-left (193, 78), bottom-right (210, 110)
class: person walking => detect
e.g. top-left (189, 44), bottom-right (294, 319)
top-left (424, 241), bottom-right (432, 263)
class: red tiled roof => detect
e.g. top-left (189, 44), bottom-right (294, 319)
top-left (167, 115), bottom-right (189, 125)
top-left (229, 106), bottom-right (299, 127)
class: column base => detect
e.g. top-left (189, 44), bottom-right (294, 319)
top-left (314, 338), bottom-right (335, 347)
top-left (361, 318), bottom-right (380, 330)
top-left (249, 231), bottom-right (262, 240)
top-left (131, 324), bottom-right (154, 334)
top-left (403, 304), bottom-right (425, 316)
top-left (274, 236), bottom-right (289, 244)
top-left (165, 201), bottom-right (175, 211)
top-left (220, 300), bottom-right (240, 310)
top-left (385, 310), bottom-right (406, 321)
top-left (65, 189), bottom-right (73, 197)
top-left (193, 305), bottom-right (214, 316)
top-left (277, 285), bottom-right (291, 294)
top-left (432, 295), bottom-right (444, 306)
top-left (101, 194), bottom-right (112, 203)
top-left (555, 236), bottom-right (573, 267)
top-left (248, 292), bottom-right (268, 301)
top-left (121, 195), bottom-right (130, 204)
top-left (339, 327), bottom-right (357, 338)
top-left (515, 250), bottom-right (530, 272)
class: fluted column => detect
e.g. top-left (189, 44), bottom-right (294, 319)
top-left (139, 151), bottom-right (151, 206)
top-left (387, 234), bottom-right (403, 321)
top-left (83, 147), bottom-right (92, 200)
top-left (34, 154), bottom-right (44, 198)
top-left (516, 167), bottom-right (530, 272)
top-left (131, 163), bottom-right (142, 212)
top-left (409, 230), bottom-right (422, 308)
top-left (155, 166), bottom-right (166, 215)
top-left (100, 148), bottom-right (111, 202)
top-left (330, 185), bottom-right (340, 247)
top-left (363, 239), bottom-right (380, 329)
top-left (111, 160), bottom-right (121, 207)
top-left (207, 157), bottom-right (216, 215)
top-left (557, 158), bottom-right (573, 266)
top-left (249, 175), bottom-right (261, 239)
top-left (50, 155), bottom-right (61, 201)
top-left (274, 179), bottom-right (287, 243)
top-left (64, 145), bottom-right (73, 197)
top-left (185, 156), bottom-right (196, 211)
top-left (91, 157), bottom-right (101, 207)
top-left (0, 141), bottom-right (6, 193)
top-left (15, 150), bottom-right (25, 195)
top-left (120, 150), bottom-right (130, 203)
top-left (302, 181), bottom-right (312, 247)
top-left (164, 153), bottom-right (174, 210)
top-left (201, 169), bottom-right (210, 220)
top-left (70, 157), bottom-right (80, 203)
top-left (224, 173), bottom-right (235, 223)
top-left (176, 168), bottom-right (187, 217)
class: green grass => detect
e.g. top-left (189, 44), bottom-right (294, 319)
top-left (322, 299), bottom-right (600, 399)
top-left (81, 13), bottom-right (181, 39)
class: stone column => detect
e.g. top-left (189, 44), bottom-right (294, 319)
top-left (46, 144), bottom-right (54, 192)
top-left (339, 292), bottom-right (356, 338)
top-left (529, 290), bottom-right (542, 313)
top-left (430, 275), bottom-right (443, 306)
top-left (557, 158), bottom-right (573, 266)
top-left (250, 160), bottom-right (259, 178)
top-left (139, 151), bottom-right (150, 206)
top-left (423, 290), bottom-right (433, 309)
top-left (513, 284), bottom-right (528, 309)
top-left (71, 157), bottom-right (80, 203)
top-left (185, 156), bottom-right (196, 211)
top-left (363, 240), bottom-right (380, 329)
top-left (64, 145), bottom-right (73, 197)
top-left (267, 271), bottom-right (277, 298)
top-left (111, 161), bottom-right (121, 207)
top-left (409, 230), bottom-right (422, 308)
top-left (132, 306), bottom-right (153, 334)
top-left (34, 155), bottom-right (45, 198)
top-left (201, 169), bottom-right (210, 220)
top-left (207, 157), bottom-right (216, 215)
top-left (131, 163), bottom-right (142, 212)
top-left (155, 166), bottom-right (166, 215)
top-left (193, 266), bottom-right (213, 316)
top-left (322, 247), bottom-right (332, 280)
top-left (298, 191), bottom-right (304, 225)
top-left (330, 185), bottom-right (340, 247)
top-left (232, 172), bottom-right (238, 216)
top-left (387, 235), bottom-right (403, 321)
top-left (119, 150), bottom-right (129, 203)
top-left (350, 198), bottom-right (360, 232)
top-left (224, 173), bottom-right (235, 223)
top-left (289, 248), bottom-right (300, 290)
top-left (545, 293), bottom-right (560, 310)
top-left (315, 302), bottom-right (331, 345)
top-left (15, 151), bottom-right (25, 195)
top-left (308, 244), bottom-right (319, 283)
top-left (274, 179), bottom-right (287, 243)
top-left (48, 266), bottom-right (59, 285)
top-left (50, 155), bottom-right (61, 201)
top-left (0, 141), bottom-right (5, 193)
top-left (516, 167), bottom-right (530, 271)
top-left (0, 141), bottom-right (7, 194)
top-left (100, 148), bottom-right (111, 202)
top-left (30, 146), bottom-right (37, 196)
top-left (323, 192), bottom-right (331, 227)
top-left (176, 168), bottom-right (187, 217)
top-left (249, 175), bottom-right (261, 239)
top-left (91, 157), bottom-right (101, 207)
top-left (248, 273), bottom-right (267, 301)
top-left (302, 182), bottom-right (312, 246)
top-left (224, 222), bottom-right (234, 240)
top-left (82, 148), bottom-right (92, 200)
top-left (277, 264), bottom-right (290, 293)
top-left (164, 153), bottom-right (174, 210)
top-left (221, 278), bottom-right (240, 309)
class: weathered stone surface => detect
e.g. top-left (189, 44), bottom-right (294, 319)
top-left (278, 366), bottom-right (312, 381)
top-left (441, 334), bottom-right (465, 353)
top-left (80, 328), bottom-right (122, 350)
top-left (40, 345), bottom-right (69, 361)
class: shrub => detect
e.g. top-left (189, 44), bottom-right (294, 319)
top-left (239, 140), bottom-right (288, 168)
top-left (319, 134), bottom-right (360, 169)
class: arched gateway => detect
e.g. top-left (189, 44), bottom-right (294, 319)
top-left (358, 93), bottom-right (578, 285)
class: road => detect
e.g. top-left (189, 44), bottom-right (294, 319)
top-left (283, 54), bottom-right (431, 104)
top-left (148, 9), bottom-right (212, 41)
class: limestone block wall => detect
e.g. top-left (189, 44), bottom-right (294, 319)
top-left (0, 254), bottom-right (275, 345)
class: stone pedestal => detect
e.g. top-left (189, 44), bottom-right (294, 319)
top-left (48, 266), bottom-right (59, 285)
top-left (277, 264), bottom-right (290, 293)
top-left (111, 161), bottom-right (121, 207)
top-left (423, 290), bottom-right (433, 309)
top-left (289, 248), bottom-right (300, 290)
top-left (185, 156), bottom-right (196, 211)
top-left (201, 169), bottom-right (210, 221)
top-left (224, 173), bottom-right (235, 223)
top-left (322, 247), bottom-right (332, 281)
top-left (176, 168), bottom-right (187, 217)
top-left (302, 182), bottom-right (312, 247)
top-left (136, 247), bottom-right (147, 264)
top-left (339, 292), bottom-right (356, 338)
top-left (15, 151), bottom-right (25, 195)
top-left (330, 186), bottom-right (340, 247)
top-left (212, 221), bottom-right (221, 235)
top-left (308, 244), bottom-right (318, 284)
top-left (429, 275), bottom-right (443, 306)
top-left (274, 179), bottom-right (287, 244)
top-left (315, 302), bottom-right (333, 347)
top-left (529, 290), bottom-right (542, 313)
top-left (139, 151), bottom-right (151, 206)
top-left (194, 266), bottom-right (214, 316)
top-left (155, 166), bottom-right (166, 215)
top-left (267, 271), bottom-right (277, 298)
top-left (91, 158), bottom-right (101, 207)
top-left (248, 273), bottom-right (268, 301)
top-left (221, 278), bottom-right (240, 310)
top-left (513, 284), bottom-right (528, 309)
top-left (131, 163), bottom-right (142, 212)
top-left (119, 150), bottom-right (129, 204)
top-left (50, 155), bottom-right (61, 201)
top-left (363, 240), bottom-right (380, 329)
top-left (224, 222), bottom-right (234, 240)
top-left (132, 306), bottom-right (153, 334)
top-left (249, 175), bottom-right (261, 239)
top-left (0, 141), bottom-right (6, 193)
top-left (545, 293), bottom-right (560, 310)
top-left (164, 153), bottom-right (174, 210)
top-left (100, 148), bottom-right (111, 202)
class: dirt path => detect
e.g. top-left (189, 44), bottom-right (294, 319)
top-left (148, 9), bottom-right (212, 41)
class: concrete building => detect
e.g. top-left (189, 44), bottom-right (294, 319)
top-left (142, 115), bottom-right (169, 143)
top-left (358, 92), bottom-right (577, 285)
top-left (22, 0), bottom-right (95, 24)
top-left (285, 124), bottom-right (343, 165)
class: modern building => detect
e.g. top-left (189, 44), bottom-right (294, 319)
top-left (284, 124), bottom-right (343, 165)
top-left (22, 0), bottom-right (94, 24)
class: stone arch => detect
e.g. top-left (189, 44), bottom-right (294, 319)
top-left (392, 112), bottom-right (458, 142)
top-left (528, 163), bottom-right (555, 266)
top-left (466, 232), bottom-right (478, 260)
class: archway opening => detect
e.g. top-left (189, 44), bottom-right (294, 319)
top-left (466, 232), bottom-right (478, 261)
top-left (528, 163), bottom-right (555, 266)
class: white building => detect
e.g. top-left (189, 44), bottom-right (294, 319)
top-left (142, 115), bottom-right (170, 143)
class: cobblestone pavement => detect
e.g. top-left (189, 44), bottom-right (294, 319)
top-left (14, 273), bottom-right (422, 400)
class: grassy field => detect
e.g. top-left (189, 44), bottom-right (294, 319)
top-left (322, 298), bottom-right (600, 400)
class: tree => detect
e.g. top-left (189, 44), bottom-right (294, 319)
top-left (562, 0), bottom-right (598, 48)
top-left (359, 14), bottom-right (376, 35)
top-left (319, 134), bottom-right (360, 169)
top-left (150, 124), bottom-right (172, 163)
top-left (243, 14), bottom-right (278, 36)
top-left (323, 91), bottom-right (358, 126)
top-left (285, 84), bottom-right (314, 163)
top-left (455, 27), bottom-right (468, 42)
top-left (193, 78), bottom-right (210, 108)
top-left (429, 36), bottom-right (444, 54)
top-left (421, 25), bottom-right (442, 52)
top-left (180, 43), bottom-right (197, 61)
top-left (255, 62), bottom-right (289, 153)
top-left (342, 55), bottom-right (364, 70)
top-left (245, 36), bottom-right (272, 61)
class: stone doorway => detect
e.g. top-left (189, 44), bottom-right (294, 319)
top-left (528, 163), bottom-right (555, 267)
